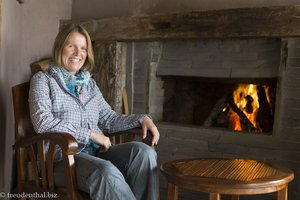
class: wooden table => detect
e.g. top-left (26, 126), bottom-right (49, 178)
top-left (160, 158), bottom-right (294, 200)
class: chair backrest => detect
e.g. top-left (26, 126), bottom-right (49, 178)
top-left (12, 82), bottom-right (40, 193)
top-left (12, 82), bottom-right (36, 141)
top-left (31, 58), bottom-right (50, 75)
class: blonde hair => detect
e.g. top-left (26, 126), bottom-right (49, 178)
top-left (52, 24), bottom-right (95, 72)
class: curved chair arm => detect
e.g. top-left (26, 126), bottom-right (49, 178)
top-left (13, 132), bottom-right (79, 155)
top-left (13, 132), bottom-right (80, 200)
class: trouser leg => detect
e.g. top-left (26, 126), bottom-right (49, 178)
top-left (53, 152), bottom-right (136, 200)
top-left (97, 141), bottom-right (158, 200)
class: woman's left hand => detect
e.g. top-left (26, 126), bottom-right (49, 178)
top-left (142, 116), bottom-right (160, 146)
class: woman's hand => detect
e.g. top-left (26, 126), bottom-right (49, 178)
top-left (90, 132), bottom-right (112, 152)
top-left (142, 116), bottom-right (160, 146)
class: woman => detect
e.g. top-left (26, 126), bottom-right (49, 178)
top-left (29, 24), bottom-right (159, 200)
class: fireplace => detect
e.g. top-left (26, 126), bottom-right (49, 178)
top-left (125, 38), bottom-right (280, 135)
top-left (62, 6), bottom-right (300, 199)
top-left (162, 77), bottom-right (277, 134)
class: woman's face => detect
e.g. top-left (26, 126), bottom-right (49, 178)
top-left (62, 31), bottom-right (87, 75)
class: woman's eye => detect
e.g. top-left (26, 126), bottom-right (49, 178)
top-left (65, 44), bottom-right (74, 49)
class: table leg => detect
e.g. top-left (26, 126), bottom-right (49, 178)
top-left (209, 193), bottom-right (220, 200)
top-left (277, 186), bottom-right (288, 200)
top-left (168, 183), bottom-right (178, 200)
top-left (231, 195), bottom-right (240, 200)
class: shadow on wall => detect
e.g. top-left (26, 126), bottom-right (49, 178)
top-left (0, 78), bottom-right (6, 190)
top-left (0, 78), bottom-right (17, 192)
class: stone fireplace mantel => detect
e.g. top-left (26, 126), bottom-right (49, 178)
top-left (62, 5), bottom-right (300, 41)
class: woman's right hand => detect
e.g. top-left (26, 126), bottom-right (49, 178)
top-left (90, 132), bottom-right (112, 152)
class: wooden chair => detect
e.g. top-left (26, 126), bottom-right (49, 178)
top-left (12, 81), bottom-right (152, 199)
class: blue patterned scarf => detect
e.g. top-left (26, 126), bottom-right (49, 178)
top-left (49, 64), bottom-right (91, 98)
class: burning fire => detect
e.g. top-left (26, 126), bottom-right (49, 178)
top-left (228, 108), bottom-right (242, 131)
top-left (228, 84), bottom-right (270, 132)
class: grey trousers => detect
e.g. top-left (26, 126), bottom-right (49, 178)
top-left (54, 141), bottom-right (158, 200)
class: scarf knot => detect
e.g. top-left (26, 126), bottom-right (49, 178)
top-left (49, 63), bottom-right (91, 97)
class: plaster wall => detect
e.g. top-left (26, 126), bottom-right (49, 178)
top-left (0, 0), bottom-right (72, 196)
top-left (72, 0), bottom-right (300, 19)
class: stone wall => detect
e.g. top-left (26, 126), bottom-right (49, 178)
top-left (157, 39), bottom-right (281, 78)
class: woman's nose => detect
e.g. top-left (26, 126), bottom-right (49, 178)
top-left (73, 48), bottom-right (79, 55)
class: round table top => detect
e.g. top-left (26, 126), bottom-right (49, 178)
top-left (160, 158), bottom-right (294, 195)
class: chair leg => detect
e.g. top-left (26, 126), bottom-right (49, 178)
top-left (167, 183), bottom-right (178, 200)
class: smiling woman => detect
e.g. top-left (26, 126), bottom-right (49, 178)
top-left (28, 23), bottom-right (160, 200)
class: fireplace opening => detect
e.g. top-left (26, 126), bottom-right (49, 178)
top-left (162, 77), bottom-right (277, 134)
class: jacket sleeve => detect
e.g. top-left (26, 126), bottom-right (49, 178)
top-left (28, 72), bottom-right (91, 144)
top-left (93, 81), bottom-right (147, 134)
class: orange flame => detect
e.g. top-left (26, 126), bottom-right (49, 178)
top-left (233, 84), bottom-right (259, 129)
top-left (228, 108), bottom-right (242, 131)
top-left (228, 84), bottom-right (270, 132)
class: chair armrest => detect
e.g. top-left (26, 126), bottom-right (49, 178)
top-left (13, 132), bottom-right (80, 196)
top-left (13, 132), bottom-right (78, 155)
top-left (105, 127), bottom-right (153, 147)
top-left (107, 127), bottom-right (142, 137)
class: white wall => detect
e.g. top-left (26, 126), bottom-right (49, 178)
top-left (72, 0), bottom-right (300, 19)
top-left (0, 0), bottom-right (72, 196)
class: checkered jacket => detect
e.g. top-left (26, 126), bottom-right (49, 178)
top-left (29, 69), bottom-right (144, 161)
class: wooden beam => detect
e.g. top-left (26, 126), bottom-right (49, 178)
top-left (62, 5), bottom-right (300, 41)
